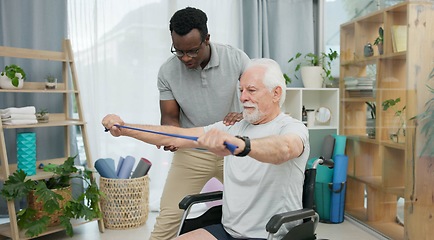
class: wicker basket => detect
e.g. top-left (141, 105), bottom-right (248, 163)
top-left (100, 175), bottom-right (149, 229)
top-left (27, 186), bottom-right (72, 226)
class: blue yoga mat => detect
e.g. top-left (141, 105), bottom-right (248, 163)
top-left (116, 156), bottom-right (125, 176)
top-left (330, 154), bottom-right (348, 223)
top-left (332, 135), bottom-right (347, 159)
top-left (117, 155), bottom-right (136, 179)
top-left (95, 158), bottom-right (118, 178)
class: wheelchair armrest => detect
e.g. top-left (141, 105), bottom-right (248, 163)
top-left (265, 208), bottom-right (316, 234)
top-left (179, 191), bottom-right (223, 210)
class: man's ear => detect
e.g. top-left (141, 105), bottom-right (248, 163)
top-left (273, 86), bottom-right (282, 103)
top-left (204, 34), bottom-right (211, 45)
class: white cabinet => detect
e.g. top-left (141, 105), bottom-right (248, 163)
top-left (283, 87), bottom-right (339, 158)
top-left (283, 88), bottom-right (339, 130)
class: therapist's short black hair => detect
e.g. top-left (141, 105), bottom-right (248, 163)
top-left (169, 7), bottom-right (208, 41)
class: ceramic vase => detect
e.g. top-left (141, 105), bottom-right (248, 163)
top-left (301, 66), bottom-right (324, 88)
top-left (0, 75), bottom-right (24, 89)
top-left (16, 132), bottom-right (36, 176)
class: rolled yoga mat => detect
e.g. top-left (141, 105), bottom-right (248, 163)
top-left (330, 154), bottom-right (348, 223)
top-left (332, 135), bottom-right (347, 159)
top-left (117, 155), bottom-right (136, 179)
top-left (95, 158), bottom-right (118, 178)
top-left (131, 157), bottom-right (152, 178)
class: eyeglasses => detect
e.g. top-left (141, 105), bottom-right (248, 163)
top-left (171, 41), bottom-right (203, 58)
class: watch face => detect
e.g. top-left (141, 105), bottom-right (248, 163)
top-left (316, 107), bottom-right (331, 123)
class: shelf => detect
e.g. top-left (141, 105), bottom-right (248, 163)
top-left (0, 46), bottom-right (70, 62)
top-left (350, 175), bottom-right (382, 187)
top-left (380, 140), bottom-right (405, 150)
top-left (0, 82), bottom-right (77, 93)
top-left (340, 2), bottom-right (434, 239)
top-left (0, 39), bottom-right (104, 239)
top-left (1, 119), bottom-right (85, 129)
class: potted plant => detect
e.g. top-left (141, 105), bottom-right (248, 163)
top-left (382, 97), bottom-right (406, 143)
top-left (373, 27), bottom-right (384, 55)
top-left (45, 74), bottom-right (57, 89)
top-left (286, 48), bottom-right (338, 88)
top-left (36, 109), bottom-right (49, 123)
top-left (0, 64), bottom-right (26, 89)
top-left (0, 156), bottom-right (102, 237)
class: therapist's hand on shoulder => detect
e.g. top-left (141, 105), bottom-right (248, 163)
top-left (223, 112), bottom-right (243, 126)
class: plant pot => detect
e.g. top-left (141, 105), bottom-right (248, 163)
top-left (45, 78), bottom-right (57, 89)
top-left (36, 113), bottom-right (49, 123)
top-left (301, 66), bottom-right (324, 88)
top-left (27, 186), bottom-right (72, 226)
top-left (0, 75), bottom-right (24, 89)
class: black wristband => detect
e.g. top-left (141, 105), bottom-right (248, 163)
top-left (235, 136), bottom-right (251, 157)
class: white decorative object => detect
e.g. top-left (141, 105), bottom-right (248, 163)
top-left (0, 75), bottom-right (24, 89)
top-left (307, 110), bottom-right (316, 127)
top-left (301, 66), bottom-right (324, 88)
top-left (316, 107), bottom-right (331, 124)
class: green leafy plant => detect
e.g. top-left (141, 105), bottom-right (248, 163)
top-left (0, 64), bottom-right (26, 87)
top-left (373, 27), bottom-right (384, 46)
top-left (45, 74), bottom-right (56, 83)
top-left (285, 48), bottom-right (339, 84)
top-left (382, 97), bottom-right (406, 137)
top-left (0, 156), bottom-right (102, 237)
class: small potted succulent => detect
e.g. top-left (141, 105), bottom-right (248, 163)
top-left (45, 74), bottom-right (57, 89)
top-left (36, 109), bottom-right (49, 123)
top-left (0, 64), bottom-right (26, 89)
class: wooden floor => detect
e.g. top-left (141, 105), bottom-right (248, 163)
top-left (1, 211), bottom-right (388, 240)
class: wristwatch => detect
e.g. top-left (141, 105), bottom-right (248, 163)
top-left (235, 135), bottom-right (251, 157)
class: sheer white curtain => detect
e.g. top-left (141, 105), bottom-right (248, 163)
top-left (67, 0), bottom-right (241, 210)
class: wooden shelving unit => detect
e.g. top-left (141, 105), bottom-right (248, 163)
top-left (0, 39), bottom-right (104, 239)
top-left (339, 2), bottom-right (434, 239)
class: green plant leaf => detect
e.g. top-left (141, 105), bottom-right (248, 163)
top-left (23, 217), bottom-right (49, 237)
top-left (59, 215), bottom-right (74, 237)
top-left (2, 155), bottom-right (103, 237)
top-left (34, 181), bottom-right (64, 214)
top-left (0, 170), bottom-right (34, 200)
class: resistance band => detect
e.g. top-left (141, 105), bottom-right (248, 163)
top-left (105, 124), bottom-right (238, 154)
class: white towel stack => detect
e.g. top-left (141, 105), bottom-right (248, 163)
top-left (1, 106), bottom-right (38, 125)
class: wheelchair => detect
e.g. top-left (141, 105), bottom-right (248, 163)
top-left (177, 157), bottom-right (334, 240)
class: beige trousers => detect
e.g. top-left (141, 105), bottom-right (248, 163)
top-left (149, 149), bottom-right (224, 240)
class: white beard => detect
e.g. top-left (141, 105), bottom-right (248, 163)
top-left (243, 103), bottom-right (264, 124)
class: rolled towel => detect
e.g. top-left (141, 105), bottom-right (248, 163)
top-left (0, 106), bottom-right (36, 115)
top-left (1, 113), bottom-right (38, 120)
